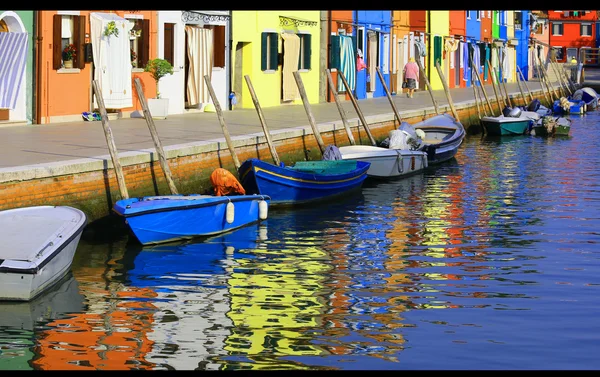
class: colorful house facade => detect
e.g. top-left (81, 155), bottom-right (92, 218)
top-left (0, 10), bottom-right (34, 125)
top-left (327, 10), bottom-right (355, 103)
top-left (448, 11), bottom-right (466, 89)
top-left (231, 11), bottom-right (321, 110)
top-left (548, 10), bottom-right (597, 63)
top-left (529, 10), bottom-right (550, 79)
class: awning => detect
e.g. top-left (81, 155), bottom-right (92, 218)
top-left (0, 32), bottom-right (28, 110)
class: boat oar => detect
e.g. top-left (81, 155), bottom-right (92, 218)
top-left (376, 67), bottom-right (402, 127)
top-left (487, 58), bottom-right (504, 114)
top-left (338, 70), bottom-right (377, 146)
top-left (133, 77), bottom-right (178, 195)
top-left (92, 80), bottom-right (129, 200)
top-left (293, 71), bottom-right (327, 156)
top-left (203, 75), bottom-right (241, 171)
top-left (414, 53), bottom-right (440, 114)
top-left (244, 75), bottom-right (281, 166)
top-left (325, 69), bottom-right (355, 145)
top-left (434, 60), bottom-right (460, 121)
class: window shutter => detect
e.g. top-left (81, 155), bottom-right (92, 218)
top-left (75, 15), bottom-right (86, 69)
top-left (270, 33), bottom-right (278, 70)
top-left (303, 33), bottom-right (312, 69)
top-left (261, 32), bottom-right (268, 70)
top-left (140, 19), bottom-right (150, 68)
top-left (330, 35), bottom-right (341, 70)
top-left (52, 14), bottom-right (62, 70)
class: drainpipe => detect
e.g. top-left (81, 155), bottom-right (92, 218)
top-left (227, 10), bottom-right (232, 110)
top-left (427, 10), bottom-right (431, 80)
top-left (34, 10), bottom-right (42, 124)
top-left (319, 10), bottom-right (328, 103)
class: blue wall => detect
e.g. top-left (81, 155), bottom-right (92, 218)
top-left (354, 10), bottom-right (391, 100)
top-left (514, 11), bottom-right (530, 80)
top-left (465, 11), bottom-right (482, 88)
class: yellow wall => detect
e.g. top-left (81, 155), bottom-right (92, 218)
top-left (232, 11), bottom-right (320, 109)
top-left (429, 11), bottom-right (449, 90)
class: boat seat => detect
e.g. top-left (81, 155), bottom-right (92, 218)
top-left (290, 160), bottom-right (358, 175)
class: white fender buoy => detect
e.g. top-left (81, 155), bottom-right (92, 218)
top-left (259, 199), bottom-right (268, 220)
top-left (226, 201), bottom-right (235, 224)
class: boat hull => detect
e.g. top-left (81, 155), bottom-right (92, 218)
top-left (412, 113), bottom-right (466, 165)
top-left (0, 206), bottom-right (86, 301)
top-left (338, 145), bottom-right (428, 179)
top-left (481, 116), bottom-right (532, 136)
top-left (238, 158), bottom-right (370, 206)
top-left (113, 194), bottom-right (270, 245)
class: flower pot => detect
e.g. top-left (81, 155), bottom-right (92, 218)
top-left (147, 98), bottom-right (169, 119)
top-left (64, 60), bottom-right (73, 69)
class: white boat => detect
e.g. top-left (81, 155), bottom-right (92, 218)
top-left (409, 114), bottom-right (466, 165)
top-left (0, 205), bottom-right (87, 301)
top-left (338, 145), bottom-right (428, 180)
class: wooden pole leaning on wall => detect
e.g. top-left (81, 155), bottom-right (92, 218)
top-left (537, 56), bottom-right (557, 102)
top-left (415, 55), bottom-right (440, 115)
top-left (325, 69), bottom-right (355, 145)
top-left (471, 74), bottom-right (484, 119)
top-left (293, 70), bottom-right (327, 156)
top-left (471, 61), bottom-right (495, 116)
top-left (542, 58), bottom-right (562, 100)
top-left (486, 60), bottom-right (505, 113)
top-left (376, 67), bottom-right (403, 126)
top-left (549, 59), bottom-right (569, 97)
top-left (495, 48), bottom-right (513, 107)
top-left (516, 65), bottom-right (535, 102)
top-left (434, 60), bottom-right (460, 121)
top-left (338, 70), bottom-right (377, 146)
top-left (244, 75), bottom-right (281, 166)
top-left (514, 66), bottom-right (529, 107)
top-left (203, 75), bottom-right (241, 171)
top-left (92, 80), bottom-right (129, 200)
top-left (133, 78), bottom-right (178, 195)
top-left (533, 60), bottom-right (552, 107)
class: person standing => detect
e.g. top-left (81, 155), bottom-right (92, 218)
top-left (403, 57), bottom-right (419, 98)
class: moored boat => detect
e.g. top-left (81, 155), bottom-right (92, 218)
top-left (530, 116), bottom-right (572, 137)
top-left (0, 205), bottom-right (87, 301)
top-left (337, 145), bottom-right (428, 180)
top-left (408, 114), bottom-right (465, 164)
top-left (113, 194), bottom-right (270, 245)
top-left (238, 158), bottom-right (370, 206)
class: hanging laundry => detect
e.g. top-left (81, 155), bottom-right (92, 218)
top-left (338, 36), bottom-right (356, 92)
top-left (415, 40), bottom-right (427, 57)
top-left (462, 42), bottom-right (471, 82)
top-left (472, 43), bottom-right (481, 81)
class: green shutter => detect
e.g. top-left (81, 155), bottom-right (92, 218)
top-left (270, 33), bottom-right (279, 70)
top-left (261, 32), bottom-right (268, 71)
top-left (330, 35), bottom-right (341, 70)
top-left (304, 34), bottom-right (312, 69)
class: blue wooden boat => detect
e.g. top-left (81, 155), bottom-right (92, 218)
top-left (113, 194), bottom-right (270, 245)
top-left (571, 87), bottom-right (599, 110)
top-left (238, 158), bottom-right (370, 206)
top-left (553, 97), bottom-right (586, 115)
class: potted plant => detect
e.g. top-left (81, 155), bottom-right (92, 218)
top-left (144, 58), bottom-right (174, 119)
top-left (131, 48), bottom-right (137, 68)
top-left (62, 44), bottom-right (77, 69)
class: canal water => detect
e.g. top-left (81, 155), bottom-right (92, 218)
top-left (1, 111), bottom-right (600, 370)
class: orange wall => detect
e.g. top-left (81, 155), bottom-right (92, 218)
top-left (38, 10), bottom-right (158, 124)
top-left (328, 10), bottom-right (354, 103)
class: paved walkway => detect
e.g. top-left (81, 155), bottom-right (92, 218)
top-left (0, 80), bottom-right (554, 177)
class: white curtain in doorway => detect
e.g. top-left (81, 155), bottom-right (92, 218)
top-left (0, 32), bottom-right (28, 109)
top-left (90, 13), bottom-right (132, 109)
top-left (337, 35), bottom-right (355, 92)
top-left (367, 31), bottom-right (377, 92)
top-left (281, 33), bottom-right (300, 102)
top-left (186, 26), bottom-right (213, 107)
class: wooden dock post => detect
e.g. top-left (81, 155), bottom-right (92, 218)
top-left (435, 60), bottom-right (460, 121)
top-left (376, 67), bottom-right (403, 126)
top-left (325, 69), bottom-right (355, 145)
top-left (414, 55), bottom-right (440, 114)
top-left (293, 71), bottom-right (327, 156)
top-left (92, 80), bottom-right (129, 200)
top-left (203, 74), bottom-right (241, 171)
top-left (244, 75), bottom-right (281, 166)
top-left (338, 70), bottom-right (377, 146)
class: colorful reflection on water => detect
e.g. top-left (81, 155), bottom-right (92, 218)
top-left (1, 112), bottom-right (600, 370)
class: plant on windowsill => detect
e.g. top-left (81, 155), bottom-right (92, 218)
top-left (144, 58), bottom-right (174, 119)
top-left (62, 44), bottom-right (77, 69)
top-left (131, 48), bottom-right (137, 68)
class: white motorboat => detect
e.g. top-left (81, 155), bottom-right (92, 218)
top-left (338, 145), bottom-right (428, 179)
top-left (0, 205), bottom-right (87, 301)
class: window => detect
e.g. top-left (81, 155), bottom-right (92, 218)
top-left (261, 31), bottom-right (278, 71)
top-left (552, 46), bottom-right (564, 61)
top-left (52, 14), bottom-right (85, 70)
top-left (514, 11), bottom-right (522, 30)
top-left (581, 23), bottom-right (592, 37)
top-left (127, 18), bottom-right (150, 69)
top-left (495, 11), bottom-right (499, 24)
top-left (487, 11), bottom-right (491, 18)
top-left (357, 27), bottom-right (365, 57)
top-left (552, 22), bottom-right (563, 35)
top-left (298, 32), bottom-right (312, 70)
top-left (382, 33), bottom-right (389, 74)
top-left (466, 11), bottom-right (471, 20)
top-left (163, 22), bottom-right (175, 67)
top-left (477, 11), bottom-right (482, 21)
